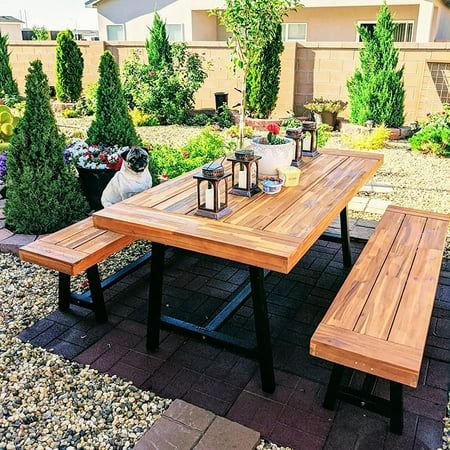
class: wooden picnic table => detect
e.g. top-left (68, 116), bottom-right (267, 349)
top-left (93, 148), bottom-right (383, 393)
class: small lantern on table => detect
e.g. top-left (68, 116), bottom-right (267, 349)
top-left (228, 149), bottom-right (261, 197)
top-left (301, 121), bottom-right (320, 158)
top-left (194, 162), bottom-right (232, 220)
top-left (286, 127), bottom-right (305, 167)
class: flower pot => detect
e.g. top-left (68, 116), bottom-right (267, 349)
top-left (251, 137), bottom-right (295, 177)
top-left (76, 166), bottom-right (116, 211)
top-left (320, 111), bottom-right (338, 129)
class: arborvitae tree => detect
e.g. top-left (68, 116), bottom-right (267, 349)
top-left (87, 51), bottom-right (139, 147)
top-left (0, 32), bottom-right (19, 98)
top-left (5, 60), bottom-right (88, 234)
top-left (347, 3), bottom-right (405, 127)
top-left (145, 13), bottom-right (172, 71)
top-left (56, 30), bottom-right (84, 102)
top-left (246, 24), bottom-right (284, 118)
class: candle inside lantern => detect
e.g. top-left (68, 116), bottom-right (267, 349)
top-left (238, 166), bottom-right (247, 189)
top-left (205, 182), bottom-right (214, 210)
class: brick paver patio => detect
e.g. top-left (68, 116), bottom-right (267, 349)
top-left (19, 221), bottom-right (450, 450)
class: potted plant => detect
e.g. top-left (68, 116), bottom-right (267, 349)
top-left (251, 123), bottom-right (294, 177)
top-left (304, 98), bottom-right (347, 128)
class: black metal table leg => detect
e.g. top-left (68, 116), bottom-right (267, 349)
top-left (249, 266), bottom-right (275, 394)
top-left (389, 382), bottom-right (403, 434)
top-left (340, 207), bottom-right (352, 267)
top-left (323, 364), bottom-right (345, 410)
top-left (147, 243), bottom-right (166, 352)
top-left (86, 265), bottom-right (108, 323)
top-left (58, 273), bottom-right (71, 312)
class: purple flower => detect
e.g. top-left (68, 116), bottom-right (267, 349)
top-left (0, 152), bottom-right (7, 180)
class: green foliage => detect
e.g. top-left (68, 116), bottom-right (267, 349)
top-left (347, 4), bottom-right (404, 127)
top-left (32, 26), bottom-right (49, 40)
top-left (0, 105), bottom-right (19, 143)
top-left (186, 106), bottom-right (235, 128)
top-left (130, 108), bottom-right (160, 126)
top-left (149, 127), bottom-right (236, 183)
top-left (228, 124), bottom-right (254, 138)
top-left (342, 125), bottom-right (390, 150)
top-left (5, 60), bottom-right (88, 234)
top-left (246, 24), bottom-right (284, 119)
top-left (87, 51), bottom-right (140, 147)
top-left (281, 113), bottom-right (301, 129)
top-left (317, 124), bottom-right (333, 147)
top-left (55, 30), bottom-right (84, 102)
top-left (146, 13), bottom-right (172, 70)
top-left (304, 98), bottom-right (347, 114)
top-left (61, 107), bottom-right (79, 118)
top-left (0, 32), bottom-right (19, 99)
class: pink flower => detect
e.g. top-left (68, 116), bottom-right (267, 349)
top-left (266, 123), bottom-right (280, 135)
top-left (182, 151), bottom-right (190, 158)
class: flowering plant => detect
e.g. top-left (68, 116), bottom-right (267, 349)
top-left (64, 140), bottom-right (124, 170)
top-left (265, 123), bottom-right (287, 145)
top-left (0, 152), bottom-right (7, 181)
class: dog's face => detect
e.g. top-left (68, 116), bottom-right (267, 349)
top-left (122, 147), bottom-right (148, 173)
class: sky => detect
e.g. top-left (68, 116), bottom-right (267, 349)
top-left (1, 0), bottom-right (98, 30)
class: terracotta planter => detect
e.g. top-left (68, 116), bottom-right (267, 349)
top-left (76, 166), bottom-right (116, 211)
top-left (251, 137), bottom-right (295, 177)
top-left (314, 111), bottom-right (337, 128)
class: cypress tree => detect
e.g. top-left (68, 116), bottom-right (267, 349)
top-left (87, 51), bottom-right (139, 147)
top-left (0, 32), bottom-right (19, 98)
top-left (5, 60), bottom-right (88, 234)
top-left (56, 30), bottom-right (84, 102)
top-left (347, 3), bottom-right (405, 127)
top-left (246, 24), bottom-right (284, 119)
top-left (145, 13), bottom-right (172, 71)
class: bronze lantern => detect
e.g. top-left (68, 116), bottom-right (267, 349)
top-left (227, 149), bottom-right (261, 197)
top-left (286, 127), bottom-right (305, 167)
top-left (301, 121), bottom-right (320, 158)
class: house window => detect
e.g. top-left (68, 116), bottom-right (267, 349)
top-left (282, 23), bottom-right (307, 41)
top-left (106, 24), bottom-right (125, 41)
top-left (358, 21), bottom-right (414, 42)
top-left (166, 24), bottom-right (184, 42)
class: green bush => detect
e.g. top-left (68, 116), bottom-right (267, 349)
top-left (246, 24), bottom-right (284, 119)
top-left (146, 13), bottom-right (172, 71)
top-left (32, 26), bottom-right (49, 41)
top-left (56, 30), bottom-right (84, 102)
top-left (5, 60), bottom-right (88, 234)
top-left (87, 51), bottom-right (140, 147)
top-left (0, 32), bottom-right (19, 99)
top-left (342, 125), bottom-right (390, 150)
top-left (317, 124), bottom-right (333, 148)
top-left (61, 107), bottom-right (80, 118)
top-left (281, 113), bottom-right (302, 129)
top-left (186, 106), bottom-right (235, 129)
top-left (130, 108), bottom-right (159, 127)
top-left (347, 4), bottom-right (404, 128)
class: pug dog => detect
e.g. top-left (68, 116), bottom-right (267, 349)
top-left (101, 147), bottom-right (152, 208)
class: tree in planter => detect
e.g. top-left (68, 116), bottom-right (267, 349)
top-left (0, 32), bottom-right (19, 99)
top-left (347, 3), bottom-right (405, 128)
top-left (56, 30), bottom-right (84, 102)
top-left (87, 51), bottom-right (140, 147)
top-left (213, 0), bottom-right (300, 147)
top-left (146, 13), bottom-right (172, 71)
top-left (5, 60), bottom-right (88, 234)
top-left (246, 24), bottom-right (284, 119)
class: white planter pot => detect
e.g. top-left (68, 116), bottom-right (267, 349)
top-left (251, 137), bottom-right (295, 177)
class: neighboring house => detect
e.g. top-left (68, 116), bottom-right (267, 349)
top-left (0, 16), bottom-right (24, 41)
top-left (86, 0), bottom-right (450, 43)
top-left (21, 28), bottom-right (99, 41)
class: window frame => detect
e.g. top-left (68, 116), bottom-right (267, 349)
top-left (356, 20), bottom-right (414, 42)
top-left (282, 22), bottom-right (308, 42)
top-left (166, 23), bottom-right (184, 42)
top-left (106, 23), bottom-right (125, 41)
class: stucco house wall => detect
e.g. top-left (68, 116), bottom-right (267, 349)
top-left (0, 22), bottom-right (23, 41)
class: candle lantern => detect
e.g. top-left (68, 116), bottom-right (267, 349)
top-left (301, 121), bottom-right (320, 158)
top-left (227, 149), bottom-right (261, 197)
top-left (286, 127), bottom-right (305, 167)
top-left (194, 163), bottom-right (232, 220)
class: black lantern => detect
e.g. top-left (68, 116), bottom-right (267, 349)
top-left (227, 150), bottom-right (261, 197)
top-left (194, 163), bottom-right (232, 220)
top-left (286, 127), bottom-right (305, 167)
top-left (301, 121), bottom-right (320, 158)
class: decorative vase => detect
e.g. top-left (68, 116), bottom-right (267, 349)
top-left (76, 166), bottom-right (116, 211)
top-left (251, 137), bottom-right (295, 177)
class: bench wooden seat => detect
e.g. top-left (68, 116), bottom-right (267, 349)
top-left (310, 205), bottom-right (449, 434)
top-left (20, 217), bottom-right (149, 322)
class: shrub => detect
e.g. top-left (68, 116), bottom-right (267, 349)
top-left (87, 51), bottom-right (140, 147)
top-left (185, 113), bottom-right (211, 127)
top-left (228, 124), bottom-right (254, 139)
top-left (212, 105), bottom-right (234, 129)
top-left (5, 60), bottom-right (88, 234)
top-left (130, 108), bottom-right (160, 127)
top-left (61, 107), bottom-right (80, 118)
top-left (246, 24), bottom-right (284, 119)
top-left (347, 4), bottom-right (404, 128)
top-left (146, 13), bottom-right (172, 71)
top-left (317, 124), bottom-right (333, 148)
top-left (304, 98), bottom-right (347, 114)
top-left (0, 32), bottom-right (19, 99)
top-left (342, 125), bottom-right (390, 150)
top-left (281, 113), bottom-right (302, 129)
top-left (56, 30), bottom-right (84, 102)
top-left (32, 26), bottom-right (49, 40)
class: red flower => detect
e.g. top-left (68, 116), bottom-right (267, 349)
top-left (266, 123), bottom-right (280, 135)
top-left (107, 157), bottom-right (123, 171)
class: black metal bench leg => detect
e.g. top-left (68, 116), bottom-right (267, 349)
top-left (86, 265), bottom-right (108, 323)
top-left (340, 207), bottom-right (352, 268)
top-left (389, 382), bottom-right (403, 435)
top-left (147, 243), bottom-right (166, 352)
top-left (58, 273), bottom-right (71, 312)
top-left (324, 364), bottom-right (345, 410)
top-left (249, 265), bottom-right (275, 394)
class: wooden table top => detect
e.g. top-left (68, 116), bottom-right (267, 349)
top-left (93, 149), bottom-right (383, 274)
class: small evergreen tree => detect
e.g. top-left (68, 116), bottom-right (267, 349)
top-left (246, 24), bottom-right (284, 119)
top-left (145, 13), bottom-right (172, 71)
top-left (87, 51), bottom-right (139, 147)
top-left (5, 60), bottom-right (88, 234)
top-left (347, 3), bottom-right (405, 127)
top-left (56, 30), bottom-right (84, 102)
top-left (0, 32), bottom-right (19, 98)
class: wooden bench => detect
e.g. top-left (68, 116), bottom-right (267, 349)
top-left (310, 205), bottom-right (449, 434)
top-left (20, 217), bottom-right (151, 323)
